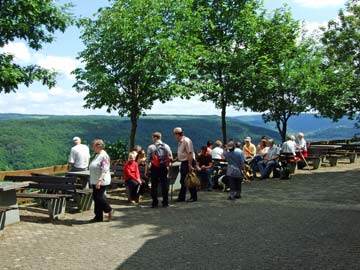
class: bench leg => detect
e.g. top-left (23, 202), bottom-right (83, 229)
top-left (0, 211), bottom-right (6, 231)
top-left (328, 157), bottom-right (338, 167)
top-left (74, 193), bottom-right (93, 211)
top-left (349, 153), bottom-right (357, 163)
top-left (47, 198), bottom-right (66, 220)
top-left (312, 158), bottom-right (321, 170)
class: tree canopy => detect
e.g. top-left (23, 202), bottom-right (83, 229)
top-left (0, 0), bottom-right (73, 93)
top-left (239, 7), bottom-right (323, 142)
top-left (73, 0), bottom-right (202, 150)
top-left (314, 0), bottom-right (360, 122)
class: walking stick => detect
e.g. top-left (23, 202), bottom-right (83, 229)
top-left (299, 151), bottom-right (310, 170)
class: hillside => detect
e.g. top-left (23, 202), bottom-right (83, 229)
top-left (0, 114), bottom-right (280, 170)
top-left (232, 114), bottom-right (359, 141)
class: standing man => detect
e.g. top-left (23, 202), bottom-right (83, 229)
top-left (173, 127), bottom-right (197, 202)
top-left (68, 136), bottom-right (90, 172)
top-left (145, 132), bottom-right (173, 208)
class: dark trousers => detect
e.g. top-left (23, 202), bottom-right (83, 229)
top-left (178, 160), bottom-right (197, 201)
top-left (126, 179), bottom-right (141, 200)
top-left (92, 185), bottom-right (112, 221)
top-left (150, 166), bottom-right (169, 206)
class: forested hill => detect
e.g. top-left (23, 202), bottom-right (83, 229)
top-left (0, 114), bottom-right (279, 170)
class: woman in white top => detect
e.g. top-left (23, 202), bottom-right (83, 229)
top-left (88, 139), bottom-right (113, 222)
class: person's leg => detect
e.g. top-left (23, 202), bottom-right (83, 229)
top-left (262, 160), bottom-right (276, 178)
top-left (205, 168), bottom-right (213, 190)
top-left (177, 161), bottom-right (188, 201)
top-left (257, 160), bottom-right (266, 177)
top-left (150, 168), bottom-right (159, 207)
top-left (235, 177), bottom-right (242, 198)
top-left (92, 185), bottom-right (103, 221)
top-left (228, 176), bottom-right (236, 199)
top-left (159, 167), bottom-right (169, 206)
top-left (97, 185), bottom-right (112, 214)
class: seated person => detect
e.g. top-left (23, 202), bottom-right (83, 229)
top-left (257, 139), bottom-right (280, 179)
top-left (243, 136), bottom-right (256, 159)
top-left (296, 132), bottom-right (308, 169)
top-left (249, 138), bottom-right (269, 173)
top-left (135, 149), bottom-right (146, 166)
top-left (123, 152), bottom-right (143, 203)
top-left (196, 145), bottom-right (213, 191)
top-left (281, 135), bottom-right (296, 156)
top-left (211, 140), bottom-right (224, 160)
top-left (206, 140), bottom-right (213, 155)
top-left (131, 145), bottom-right (142, 160)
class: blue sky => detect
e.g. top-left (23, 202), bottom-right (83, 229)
top-left (0, 0), bottom-right (347, 116)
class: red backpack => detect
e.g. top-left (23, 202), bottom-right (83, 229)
top-left (152, 143), bottom-right (171, 167)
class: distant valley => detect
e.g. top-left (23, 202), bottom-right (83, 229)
top-left (0, 113), bottom-right (358, 170)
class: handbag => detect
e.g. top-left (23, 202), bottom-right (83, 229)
top-left (185, 171), bottom-right (201, 188)
top-left (227, 164), bottom-right (243, 178)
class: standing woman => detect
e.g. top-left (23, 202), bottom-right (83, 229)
top-left (89, 139), bottom-right (114, 222)
top-left (223, 141), bottom-right (246, 200)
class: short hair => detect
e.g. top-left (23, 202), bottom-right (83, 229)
top-left (290, 135), bottom-right (295, 141)
top-left (201, 145), bottom-right (207, 151)
top-left (207, 140), bottom-right (213, 147)
top-left (173, 127), bottom-right (183, 135)
top-left (215, 140), bottom-right (222, 147)
top-left (128, 152), bottom-right (136, 159)
top-left (152, 132), bottom-right (162, 140)
top-left (93, 139), bottom-right (105, 149)
top-left (298, 132), bottom-right (304, 137)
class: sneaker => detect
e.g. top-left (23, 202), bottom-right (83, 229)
top-left (186, 198), bottom-right (197, 203)
top-left (234, 195), bottom-right (241, 199)
top-left (227, 196), bottom-right (235, 200)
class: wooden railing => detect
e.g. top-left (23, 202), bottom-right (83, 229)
top-left (0, 164), bottom-right (69, 180)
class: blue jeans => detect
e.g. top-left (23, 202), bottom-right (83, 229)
top-left (198, 168), bottom-right (213, 189)
top-left (258, 159), bottom-right (277, 178)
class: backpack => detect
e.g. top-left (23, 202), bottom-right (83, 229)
top-left (152, 143), bottom-right (170, 168)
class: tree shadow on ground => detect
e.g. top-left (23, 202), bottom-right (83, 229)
top-left (108, 167), bottom-right (360, 270)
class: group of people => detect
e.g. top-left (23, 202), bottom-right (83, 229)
top-left (67, 130), bottom-right (308, 222)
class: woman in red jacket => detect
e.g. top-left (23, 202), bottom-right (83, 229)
top-left (123, 152), bottom-right (142, 203)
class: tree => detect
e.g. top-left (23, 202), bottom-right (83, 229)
top-left (240, 7), bottom-right (323, 142)
top-left (188, 0), bottom-right (262, 143)
top-left (314, 0), bottom-right (360, 123)
top-left (73, 0), bottom-right (201, 150)
top-left (0, 0), bottom-right (73, 93)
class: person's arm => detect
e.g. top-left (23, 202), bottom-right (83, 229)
top-left (188, 152), bottom-right (194, 171)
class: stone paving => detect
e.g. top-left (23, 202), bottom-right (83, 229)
top-left (0, 160), bottom-right (359, 270)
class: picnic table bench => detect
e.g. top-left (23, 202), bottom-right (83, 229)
top-left (307, 145), bottom-right (344, 167)
top-left (3, 175), bottom-right (92, 219)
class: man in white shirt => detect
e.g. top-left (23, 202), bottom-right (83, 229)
top-left (211, 140), bottom-right (224, 159)
top-left (68, 136), bottom-right (90, 172)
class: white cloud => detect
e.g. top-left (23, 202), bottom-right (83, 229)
top-left (28, 91), bottom-right (49, 102)
top-left (2, 42), bottom-right (31, 62)
top-left (35, 54), bottom-right (80, 80)
top-left (293, 0), bottom-right (345, 8)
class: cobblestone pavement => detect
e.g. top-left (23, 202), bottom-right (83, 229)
top-left (1, 160), bottom-right (359, 270)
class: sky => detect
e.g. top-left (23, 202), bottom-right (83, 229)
top-left (0, 0), bottom-right (347, 116)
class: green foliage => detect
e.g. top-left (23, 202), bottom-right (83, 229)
top-left (0, 0), bottom-right (74, 93)
top-left (105, 139), bottom-right (128, 162)
top-left (0, 115), bottom-right (280, 170)
top-left (73, 0), bottom-right (202, 149)
top-left (240, 7), bottom-right (323, 142)
top-left (315, 0), bottom-right (360, 121)
top-left (186, 0), bottom-right (263, 143)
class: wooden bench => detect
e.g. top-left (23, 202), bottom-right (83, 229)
top-left (4, 175), bottom-right (92, 219)
top-left (31, 173), bottom-right (93, 212)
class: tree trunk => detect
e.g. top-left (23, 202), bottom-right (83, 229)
top-left (275, 118), bottom-right (287, 143)
top-left (129, 112), bottom-right (138, 151)
top-left (221, 93), bottom-right (227, 144)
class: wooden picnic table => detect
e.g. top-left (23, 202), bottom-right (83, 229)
top-left (0, 181), bottom-right (29, 227)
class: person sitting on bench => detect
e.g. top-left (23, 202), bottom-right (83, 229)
top-left (123, 152), bottom-right (143, 203)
